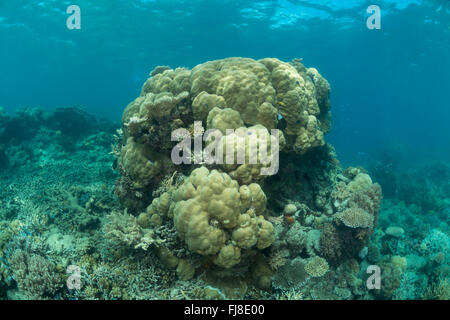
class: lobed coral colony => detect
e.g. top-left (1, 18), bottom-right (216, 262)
top-left (3, 57), bottom-right (446, 300)
top-left (111, 57), bottom-right (382, 297)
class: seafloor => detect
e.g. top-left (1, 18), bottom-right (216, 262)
top-left (0, 58), bottom-right (448, 300)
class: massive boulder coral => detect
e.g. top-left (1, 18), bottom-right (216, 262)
top-left (118, 137), bottom-right (164, 188)
top-left (218, 124), bottom-right (285, 185)
top-left (190, 58), bottom-right (278, 128)
top-left (142, 167), bottom-right (274, 268)
top-left (259, 58), bottom-right (330, 153)
top-left (115, 57), bottom-right (331, 211)
top-left (113, 57), bottom-right (381, 296)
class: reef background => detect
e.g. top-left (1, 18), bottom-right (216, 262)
top-left (0, 0), bottom-right (449, 300)
top-left (1, 0), bottom-right (449, 165)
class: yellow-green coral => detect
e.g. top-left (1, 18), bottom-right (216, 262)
top-left (118, 57), bottom-right (330, 197)
top-left (192, 91), bottom-right (227, 121)
top-left (137, 192), bottom-right (172, 227)
top-left (190, 58), bottom-right (278, 128)
top-left (119, 137), bottom-right (163, 188)
top-left (347, 173), bottom-right (374, 193)
top-left (113, 57), bottom-right (378, 288)
top-left (168, 167), bottom-right (274, 268)
top-left (206, 107), bottom-right (244, 134)
top-left (188, 57), bottom-right (330, 154)
top-left (122, 91), bottom-right (189, 140)
top-left (141, 67), bottom-right (191, 96)
top-left (218, 124), bottom-right (285, 184)
top-left (141, 91), bottom-right (189, 119)
top-left (260, 58), bottom-right (330, 153)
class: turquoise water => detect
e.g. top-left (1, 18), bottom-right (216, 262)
top-left (1, 0), bottom-right (449, 163)
top-left (0, 0), bottom-right (449, 300)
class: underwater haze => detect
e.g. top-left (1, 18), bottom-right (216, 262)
top-left (0, 0), bottom-right (449, 301)
top-left (1, 0), bottom-right (449, 164)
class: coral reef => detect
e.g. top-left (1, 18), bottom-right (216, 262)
top-left (108, 57), bottom-right (383, 299)
top-left (365, 161), bottom-right (450, 300)
top-left (0, 57), bottom-right (447, 301)
top-left (8, 250), bottom-right (64, 300)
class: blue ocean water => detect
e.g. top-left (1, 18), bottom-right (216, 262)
top-left (1, 0), bottom-right (449, 164)
top-left (0, 0), bottom-right (449, 301)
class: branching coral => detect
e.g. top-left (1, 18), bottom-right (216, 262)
top-left (8, 250), bottom-right (63, 299)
